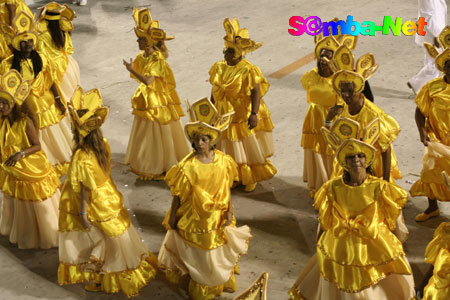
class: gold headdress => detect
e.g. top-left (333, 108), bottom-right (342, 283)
top-left (132, 8), bottom-right (174, 45)
top-left (424, 25), bottom-right (450, 72)
top-left (68, 86), bottom-right (109, 137)
top-left (321, 117), bottom-right (379, 170)
top-left (336, 138), bottom-right (376, 171)
top-left (331, 44), bottom-right (378, 94)
top-left (184, 97), bottom-right (234, 145)
top-left (5, 11), bottom-right (39, 51)
top-left (38, 2), bottom-right (77, 32)
top-left (0, 70), bottom-right (31, 107)
top-left (223, 18), bottom-right (262, 58)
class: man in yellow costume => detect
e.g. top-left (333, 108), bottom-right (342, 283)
top-left (410, 26), bottom-right (450, 222)
top-left (209, 18), bottom-right (276, 192)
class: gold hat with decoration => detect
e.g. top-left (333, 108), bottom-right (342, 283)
top-left (7, 11), bottom-right (39, 51)
top-left (223, 18), bottom-right (262, 58)
top-left (38, 2), bottom-right (76, 32)
top-left (184, 97), bottom-right (234, 145)
top-left (424, 26), bottom-right (450, 72)
top-left (68, 86), bottom-right (109, 137)
top-left (336, 138), bottom-right (376, 170)
top-left (132, 8), bottom-right (174, 45)
top-left (331, 44), bottom-right (378, 95)
top-left (0, 70), bottom-right (31, 107)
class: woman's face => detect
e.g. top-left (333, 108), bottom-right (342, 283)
top-left (19, 39), bottom-right (34, 55)
top-left (339, 81), bottom-right (359, 105)
top-left (223, 47), bottom-right (241, 66)
top-left (0, 98), bottom-right (13, 117)
top-left (193, 134), bottom-right (212, 154)
top-left (137, 37), bottom-right (151, 50)
top-left (345, 153), bottom-right (366, 171)
top-left (318, 48), bottom-right (333, 73)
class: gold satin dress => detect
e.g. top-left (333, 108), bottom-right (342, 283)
top-left (158, 150), bottom-right (252, 300)
top-left (0, 53), bottom-right (73, 175)
top-left (423, 222), bottom-right (450, 300)
top-left (124, 50), bottom-right (190, 180)
top-left (0, 116), bottom-right (60, 249)
top-left (289, 175), bottom-right (415, 300)
top-left (58, 139), bottom-right (157, 298)
top-left (301, 68), bottom-right (341, 195)
top-left (209, 59), bottom-right (276, 186)
top-left (331, 98), bottom-right (402, 182)
top-left (410, 77), bottom-right (450, 201)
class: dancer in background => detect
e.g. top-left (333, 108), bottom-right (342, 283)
top-left (209, 18), bottom-right (276, 192)
top-left (58, 87), bottom-right (157, 297)
top-left (0, 70), bottom-right (60, 249)
top-left (123, 8), bottom-right (189, 180)
top-left (158, 98), bottom-right (251, 300)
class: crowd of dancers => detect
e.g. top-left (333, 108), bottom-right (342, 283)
top-left (0, 1), bottom-right (449, 300)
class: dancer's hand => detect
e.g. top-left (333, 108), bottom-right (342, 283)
top-left (4, 152), bottom-right (21, 167)
top-left (55, 97), bottom-right (66, 115)
top-left (325, 105), bottom-right (344, 123)
top-left (123, 58), bottom-right (133, 72)
top-left (81, 215), bottom-right (92, 230)
top-left (248, 113), bottom-right (258, 129)
top-left (419, 129), bottom-right (430, 146)
top-left (223, 211), bottom-right (233, 227)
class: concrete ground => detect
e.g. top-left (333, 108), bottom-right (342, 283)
top-left (1, 0), bottom-right (450, 299)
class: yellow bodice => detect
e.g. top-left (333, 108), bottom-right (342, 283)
top-left (130, 50), bottom-right (184, 124)
top-left (0, 117), bottom-right (60, 201)
top-left (59, 139), bottom-right (130, 237)
top-left (0, 53), bottom-right (64, 129)
top-left (163, 150), bottom-right (239, 249)
top-left (209, 59), bottom-right (273, 140)
top-left (314, 175), bottom-right (411, 292)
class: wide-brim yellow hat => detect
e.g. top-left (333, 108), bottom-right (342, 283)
top-left (332, 70), bottom-right (365, 95)
top-left (12, 31), bottom-right (38, 50)
top-left (185, 121), bottom-right (221, 145)
top-left (336, 138), bottom-right (376, 171)
top-left (435, 48), bottom-right (450, 73)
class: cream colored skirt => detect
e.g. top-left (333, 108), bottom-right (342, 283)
top-left (289, 254), bottom-right (415, 300)
top-left (125, 116), bottom-right (190, 179)
top-left (0, 191), bottom-right (59, 249)
top-left (217, 131), bottom-right (274, 165)
top-left (59, 55), bottom-right (81, 103)
top-left (158, 226), bottom-right (251, 287)
top-left (303, 149), bottom-right (334, 194)
top-left (39, 116), bottom-right (73, 167)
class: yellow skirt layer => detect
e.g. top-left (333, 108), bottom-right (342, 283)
top-left (223, 117), bottom-right (274, 141)
top-left (0, 191), bottom-right (59, 249)
top-left (58, 55), bottom-right (81, 104)
top-left (288, 254), bottom-right (415, 300)
top-left (410, 180), bottom-right (450, 201)
top-left (423, 275), bottom-right (450, 300)
top-left (303, 149), bottom-right (334, 195)
top-left (238, 160), bottom-right (277, 186)
top-left (301, 103), bottom-right (333, 155)
top-left (124, 116), bottom-right (190, 179)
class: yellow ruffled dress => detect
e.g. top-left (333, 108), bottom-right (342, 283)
top-left (301, 68), bottom-right (341, 195)
top-left (58, 139), bottom-right (157, 298)
top-left (331, 98), bottom-right (402, 182)
top-left (124, 50), bottom-right (190, 180)
top-left (158, 150), bottom-right (252, 300)
top-left (0, 116), bottom-right (60, 249)
top-left (410, 77), bottom-right (450, 201)
top-left (37, 27), bottom-right (81, 104)
top-left (423, 222), bottom-right (450, 300)
top-left (209, 59), bottom-right (276, 186)
top-left (0, 53), bottom-right (73, 175)
top-left (289, 175), bottom-right (415, 300)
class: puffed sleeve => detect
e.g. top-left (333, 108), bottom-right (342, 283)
top-left (377, 111), bottom-right (401, 152)
top-left (69, 150), bottom-right (98, 199)
top-left (379, 180), bottom-right (408, 231)
top-left (314, 181), bottom-right (334, 230)
top-left (223, 153), bottom-right (239, 184)
top-left (244, 64), bottom-right (270, 97)
top-left (208, 62), bottom-right (219, 84)
top-left (143, 53), bottom-right (167, 78)
top-left (425, 222), bottom-right (450, 265)
top-left (415, 81), bottom-right (431, 117)
top-left (65, 32), bottom-right (74, 55)
top-left (164, 161), bottom-right (192, 204)
top-left (300, 69), bottom-right (312, 91)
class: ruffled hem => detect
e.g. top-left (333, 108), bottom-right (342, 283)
top-left (129, 168), bottom-right (165, 180)
top-left (303, 149), bottom-right (333, 193)
top-left (301, 133), bottom-right (331, 155)
top-left (238, 160), bottom-right (277, 185)
top-left (58, 254), bottom-right (158, 298)
top-left (35, 104), bottom-right (65, 129)
top-left (132, 103), bottom-right (184, 124)
top-left (0, 167), bottom-right (61, 202)
top-left (223, 117), bottom-right (274, 141)
top-left (410, 180), bottom-right (450, 201)
top-left (54, 162), bottom-right (70, 178)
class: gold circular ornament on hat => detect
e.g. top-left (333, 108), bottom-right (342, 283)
top-left (184, 121), bottom-right (221, 145)
top-left (199, 104), bottom-right (210, 117)
top-left (336, 138), bottom-right (376, 171)
top-left (7, 77), bottom-right (17, 88)
top-left (445, 33), bottom-right (450, 46)
top-left (339, 124), bottom-right (352, 136)
top-left (20, 18), bottom-right (28, 27)
top-left (341, 53), bottom-right (350, 65)
top-left (142, 15), bottom-right (149, 24)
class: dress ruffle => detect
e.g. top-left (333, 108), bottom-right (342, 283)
top-left (223, 112), bottom-right (274, 141)
top-left (238, 160), bottom-right (277, 186)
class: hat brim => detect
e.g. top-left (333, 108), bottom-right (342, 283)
top-left (435, 48), bottom-right (450, 73)
top-left (185, 122), bottom-right (221, 145)
top-left (332, 70), bottom-right (365, 95)
top-left (12, 32), bottom-right (38, 50)
top-left (336, 138), bottom-right (376, 171)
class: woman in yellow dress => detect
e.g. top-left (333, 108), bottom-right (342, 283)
top-left (0, 70), bottom-right (60, 249)
top-left (324, 45), bottom-right (402, 182)
top-left (288, 138), bottom-right (415, 300)
top-left (122, 8), bottom-right (189, 180)
top-left (410, 26), bottom-right (450, 222)
top-left (158, 98), bottom-right (252, 300)
top-left (209, 18), bottom-right (276, 192)
top-left (0, 11), bottom-right (73, 175)
top-left (58, 86), bottom-right (157, 297)
top-left (37, 2), bottom-right (80, 104)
